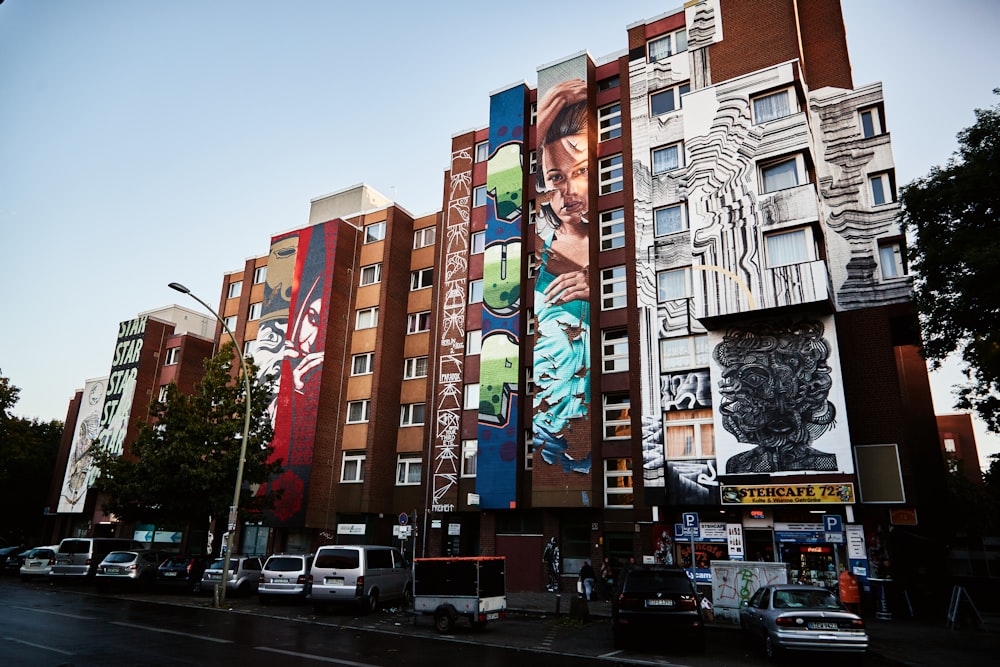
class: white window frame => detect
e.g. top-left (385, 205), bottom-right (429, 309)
top-left (654, 203), bottom-right (688, 236)
top-left (356, 307), bottom-right (379, 330)
top-left (648, 28), bottom-right (688, 62)
top-left (599, 154), bottom-right (624, 194)
top-left (464, 383), bottom-right (480, 411)
top-left (228, 281), bottom-right (242, 299)
top-left (527, 252), bottom-right (540, 279)
top-left (468, 279), bottom-right (483, 304)
top-left (599, 102), bottom-right (622, 141)
top-left (600, 208), bottom-right (626, 250)
top-left (529, 149), bottom-right (537, 174)
top-left (403, 356), bottom-right (428, 380)
top-left (413, 226), bottom-right (436, 249)
top-left (396, 454), bottom-right (422, 486)
top-left (529, 102), bottom-right (537, 126)
top-left (253, 266), bottom-right (267, 284)
top-left (466, 329), bottom-right (482, 355)
top-left (400, 403), bottom-right (426, 427)
top-left (525, 431), bottom-right (534, 471)
top-left (659, 335), bottom-right (710, 371)
top-left (471, 231), bottom-right (485, 254)
top-left (526, 309), bottom-right (536, 336)
top-left (158, 385), bottom-right (169, 403)
top-left (879, 240), bottom-right (907, 279)
top-left (224, 315), bottom-right (238, 332)
top-left (360, 263), bottom-right (382, 286)
top-left (352, 352), bottom-right (375, 376)
top-left (473, 185), bottom-right (487, 208)
top-left (764, 227), bottom-right (816, 267)
top-left (665, 409), bottom-right (715, 459)
top-left (759, 153), bottom-right (807, 194)
top-left (461, 440), bottom-right (478, 478)
top-left (406, 311), bottom-right (431, 334)
top-left (346, 400), bottom-right (371, 424)
top-left (248, 302), bottom-right (262, 321)
top-left (751, 87), bottom-right (797, 124)
top-left (602, 328), bottom-right (630, 373)
top-left (859, 105), bottom-right (884, 138)
top-left (364, 221), bottom-right (386, 243)
top-left (603, 393), bottom-right (631, 440)
top-left (650, 82), bottom-right (690, 117)
top-left (601, 266), bottom-right (627, 311)
top-left (526, 365), bottom-right (536, 396)
top-left (657, 267), bottom-right (692, 302)
top-left (604, 458), bottom-right (634, 509)
top-left (243, 339), bottom-right (256, 357)
top-left (410, 267), bottom-right (433, 291)
top-left (341, 453), bottom-right (365, 483)
top-left (869, 171), bottom-right (896, 206)
top-left (474, 141), bottom-right (490, 163)
top-left (652, 142), bottom-right (684, 175)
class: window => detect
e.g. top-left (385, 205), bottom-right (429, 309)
top-left (526, 365), bottom-right (536, 396)
top-left (650, 82), bottom-right (690, 116)
top-left (660, 335), bottom-right (709, 370)
top-left (243, 339), bottom-right (256, 357)
top-left (471, 231), bottom-right (485, 254)
top-left (879, 240), bottom-right (906, 279)
top-left (464, 383), bottom-right (480, 411)
top-left (600, 209), bottom-right (626, 250)
top-left (529, 102), bottom-right (537, 126)
top-left (158, 385), bottom-right (169, 403)
top-left (752, 87), bottom-right (795, 124)
top-left (599, 103), bottom-right (622, 141)
top-left (526, 309), bottom-right (536, 336)
top-left (360, 263), bottom-right (382, 286)
top-left (473, 185), bottom-right (487, 208)
top-left (657, 267), bottom-right (692, 302)
top-left (410, 267), bottom-right (433, 290)
top-left (461, 440), bottom-right (478, 478)
top-left (598, 75), bottom-right (620, 91)
top-left (528, 253), bottom-right (540, 279)
top-left (466, 329), bottom-right (482, 355)
top-left (648, 29), bottom-right (688, 62)
top-left (475, 141), bottom-right (490, 163)
top-left (604, 458), bottom-right (634, 508)
top-left (652, 143), bottom-right (683, 175)
top-left (404, 356), bottom-right (428, 379)
top-left (228, 281), bottom-right (242, 299)
top-left (396, 454), bottom-right (422, 485)
top-left (364, 221), bottom-right (386, 243)
top-left (400, 403), bottom-right (426, 427)
top-left (253, 266), bottom-right (267, 284)
top-left (870, 171), bottom-right (896, 206)
top-left (529, 150), bottom-right (537, 174)
top-left (599, 154), bottom-right (624, 194)
top-left (346, 400), bottom-right (370, 424)
top-left (859, 105), bottom-right (884, 138)
top-left (765, 227), bottom-right (814, 267)
top-left (468, 279), bottom-right (483, 304)
top-left (248, 302), bottom-right (262, 321)
top-left (760, 154), bottom-right (805, 193)
top-left (413, 226), bottom-right (436, 249)
top-left (341, 453), bottom-right (365, 483)
top-left (601, 266), bottom-right (627, 310)
top-left (603, 393), bottom-right (631, 439)
top-left (352, 352), bottom-right (375, 376)
top-left (407, 311), bottom-right (431, 334)
top-left (356, 307), bottom-right (379, 330)
top-left (944, 437), bottom-right (956, 454)
top-left (525, 431), bottom-right (534, 471)
top-left (602, 329), bottom-right (629, 373)
top-left (528, 203), bottom-right (537, 226)
top-left (223, 315), bottom-right (238, 332)
top-left (654, 203), bottom-right (688, 236)
top-left (665, 409), bottom-right (715, 458)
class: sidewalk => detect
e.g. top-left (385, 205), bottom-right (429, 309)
top-left (506, 590), bottom-right (1000, 667)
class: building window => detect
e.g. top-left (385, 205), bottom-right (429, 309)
top-left (527, 252), bottom-right (540, 279)
top-left (223, 315), bottom-right (238, 332)
top-left (253, 266), bottom-right (267, 284)
top-left (525, 431), bottom-right (534, 471)
top-left (654, 203), bottom-right (688, 236)
top-left (461, 440), bottom-right (478, 478)
top-left (410, 267), bottom-right (433, 290)
top-left (665, 409), bottom-right (715, 458)
top-left (650, 82), bottom-right (690, 116)
top-left (341, 453), bottom-right (365, 483)
top-left (879, 240), bottom-right (907, 279)
top-left (346, 400), bottom-right (370, 424)
top-left (464, 383), bottom-right (480, 411)
top-left (401, 356), bottom-right (427, 380)
top-left (764, 227), bottom-right (814, 267)
top-left (243, 340), bottom-right (256, 357)
top-left (471, 231), bottom-right (485, 254)
top-left (360, 263), bottom-right (382, 286)
top-left (158, 385), bottom-right (169, 403)
top-left (604, 458), bottom-right (634, 508)
top-left (228, 281), bottom-right (242, 299)
top-left (599, 103), bottom-right (622, 141)
top-left (600, 208), bottom-right (626, 250)
top-left (526, 365), bottom-right (536, 396)
top-left (944, 437), bottom-right (956, 453)
top-left (530, 102), bottom-right (537, 125)
top-left (648, 29), bottom-right (687, 62)
top-left (469, 279), bottom-right (483, 304)
top-left (475, 141), bottom-right (490, 163)
top-left (528, 203), bottom-right (537, 226)
top-left (652, 143), bottom-right (683, 175)
top-left (599, 154), bottom-right (624, 194)
top-left (526, 309), bottom-right (536, 336)
top-left (473, 185), bottom-right (487, 208)
top-left (396, 454), bottom-right (422, 486)
top-left (364, 221), bottom-right (386, 243)
top-left (657, 267), bottom-right (692, 302)
top-left (760, 154), bottom-right (805, 193)
top-left (601, 266), bottom-right (627, 310)
top-left (407, 311), bottom-right (431, 334)
top-left (603, 393), bottom-right (631, 440)
top-left (465, 329), bottom-right (482, 355)
top-left (400, 403), bottom-right (426, 427)
top-left (356, 307), bottom-right (379, 330)
top-left (602, 329), bottom-right (629, 373)
top-left (248, 302), bottom-right (262, 321)
top-left (752, 87), bottom-right (796, 124)
top-left (870, 170), bottom-right (896, 206)
top-left (352, 352), bottom-right (375, 376)
top-left (598, 75), bottom-right (620, 91)
top-left (413, 226), bottom-right (436, 249)
top-left (660, 335), bottom-right (709, 371)
top-left (529, 150), bottom-right (537, 174)
top-left (859, 105), bottom-right (884, 138)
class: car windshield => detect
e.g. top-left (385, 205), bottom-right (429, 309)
top-left (266, 557), bottom-right (304, 572)
top-left (625, 570), bottom-right (693, 594)
top-left (104, 552), bottom-right (138, 564)
top-left (773, 589), bottom-right (842, 609)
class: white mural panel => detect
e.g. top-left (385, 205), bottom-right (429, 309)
top-left (57, 377), bottom-right (107, 513)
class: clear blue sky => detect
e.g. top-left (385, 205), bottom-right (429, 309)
top-left (2, 0), bottom-right (998, 468)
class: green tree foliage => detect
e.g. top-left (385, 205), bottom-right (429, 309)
top-left (900, 90), bottom-right (1000, 432)
top-left (0, 371), bottom-right (63, 545)
top-left (90, 344), bottom-right (281, 533)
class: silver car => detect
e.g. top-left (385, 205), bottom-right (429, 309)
top-left (258, 553), bottom-right (313, 603)
top-left (96, 550), bottom-right (164, 590)
top-left (739, 584), bottom-right (868, 659)
top-left (201, 556), bottom-right (263, 596)
top-left (20, 545), bottom-right (59, 578)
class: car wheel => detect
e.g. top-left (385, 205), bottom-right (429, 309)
top-left (434, 608), bottom-right (456, 634)
top-left (365, 589), bottom-right (379, 613)
top-left (402, 583), bottom-right (413, 609)
top-left (765, 634), bottom-right (782, 661)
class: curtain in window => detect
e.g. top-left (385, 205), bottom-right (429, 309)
top-left (649, 36), bottom-right (672, 61)
top-left (762, 158), bottom-right (798, 192)
top-left (766, 229), bottom-right (809, 266)
top-left (653, 146), bottom-right (679, 174)
top-left (753, 91), bottom-right (791, 123)
top-left (658, 269), bottom-right (689, 301)
top-left (666, 424), bottom-right (695, 457)
top-left (880, 244), bottom-right (901, 277)
top-left (655, 205), bottom-right (684, 235)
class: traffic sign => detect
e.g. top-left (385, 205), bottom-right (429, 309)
top-left (682, 512), bottom-right (700, 530)
top-left (399, 512), bottom-right (409, 525)
top-left (823, 514), bottom-right (843, 533)
top-left (674, 523), bottom-right (696, 539)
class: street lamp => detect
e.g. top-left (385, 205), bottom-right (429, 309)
top-left (169, 281), bottom-right (251, 608)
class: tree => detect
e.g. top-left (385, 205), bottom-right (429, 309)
top-left (90, 344), bottom-right (281, 545)
top-left (900, 90), bottom-right (1000, 432)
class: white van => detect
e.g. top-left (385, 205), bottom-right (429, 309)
top-left (50, 537), bottom-right (133, 578)
top-left (309, 545), bottom-right (411, 612)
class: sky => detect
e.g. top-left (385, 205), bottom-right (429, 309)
top-left (2, 0), bottom-right (998, 470)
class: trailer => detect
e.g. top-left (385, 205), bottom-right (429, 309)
top-left (412, 556), bottom-right (506, 633)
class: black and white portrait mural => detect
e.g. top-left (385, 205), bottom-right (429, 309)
top-left (667, 459), bottom-right (720, 505)
top-left (709, 317), bottom-right (853, 475)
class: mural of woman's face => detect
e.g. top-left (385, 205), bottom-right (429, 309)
top-left (542, 132), bottom-right (589, 227)
top-left (296, 298), bottom-right (323, 353)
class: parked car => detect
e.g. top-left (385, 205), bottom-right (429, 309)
top-left (610, 564), bottom-right (705, 651)
top-left (739, 584), bottom-right (869, 659)
top-left (309, 545), bottom-right (410, 613)
top-left (96, 550), bottom-right (164, 591)
top-left (155, 554), bottom-right (209, 592)
top-left (50, 537), bottom-right (133, 579)
top-left (20, 545), bottom-right (59, 578)
top-left (3, 545), bottom-right (31, 574)
top-left (201, 555), bottom-right (263, 596)
top-left (259, 553), bottom-right (313, 603)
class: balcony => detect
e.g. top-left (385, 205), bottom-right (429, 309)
top-left (695, 259), bottom-right (832, 321)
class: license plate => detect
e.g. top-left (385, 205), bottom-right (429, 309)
top-left (324, 577), bottom-right (344, 585)
top-left (206, 574), bottom-right (219, 580)
top-left (810, 622), bottom-right (838, 630)
top-left (646, 599), bottom-right (674, 607)
top-left (109, 567), bottom-right (122, 575)
top-left (486, 612), bottom-right (500, 620)
top-left (163, 571), bottom-right (177, 577)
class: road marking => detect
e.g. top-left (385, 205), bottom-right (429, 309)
top-left (3, 637), bottom-right (74, 655)
top-left (13, 606), bottom-right (93, 620)
top-left (256, 646), bottom-right (378, 665)
top-left (110, 621), bottom-right (232, 643)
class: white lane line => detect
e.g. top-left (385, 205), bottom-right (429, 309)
top-left (12, 606), bottom-right (94, 620)
top-left (256, 646), bottom-right (379, 666)
top-left (3, 637), bottom-right (74, 655)
top-left (110, 621), bottom-right (232, 644)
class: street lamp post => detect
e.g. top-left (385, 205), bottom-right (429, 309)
top-left (169, 281), bottom-right (251, 609)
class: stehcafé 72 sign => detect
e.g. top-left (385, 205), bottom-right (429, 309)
top-left (721, 483), bottom-right (854, 505)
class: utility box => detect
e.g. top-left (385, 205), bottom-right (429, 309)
top-left (413, 556), bottom-right (506, 633)
top-left (709, 560), bottom-right (789, 624)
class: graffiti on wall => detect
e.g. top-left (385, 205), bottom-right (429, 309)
top-left (667, 459), bottom-right (720, 505)
top-left (95, 315), bottom-right (147, 466)
top-left (57, 377), bottom-right (107, 513)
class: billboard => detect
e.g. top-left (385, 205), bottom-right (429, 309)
top-left (57, 377), bottom-right (107, 513)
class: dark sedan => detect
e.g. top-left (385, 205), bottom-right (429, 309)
top-left (155, 555), bottom-right (209, 593)
top-left (610, 564), bottom-right (705, 651)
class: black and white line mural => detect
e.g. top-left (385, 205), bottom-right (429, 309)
top-left (667, 459), bottom-right (720, 505)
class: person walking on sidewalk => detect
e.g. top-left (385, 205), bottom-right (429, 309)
top-left (599, 557), bottom-right (614, 600)
top-left (542, 537), bottom-right (560, 592)
top-left (579, 561), bottom-right (596, 601)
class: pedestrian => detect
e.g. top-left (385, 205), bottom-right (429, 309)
top-left (839, 566), bottom-right (861, 613)
top-left (599, 557), bottom-right (614, 599)
top-left (542, 537), bottom-right (560, 592)
top-left (579, 560), bottom-right (596, 601)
